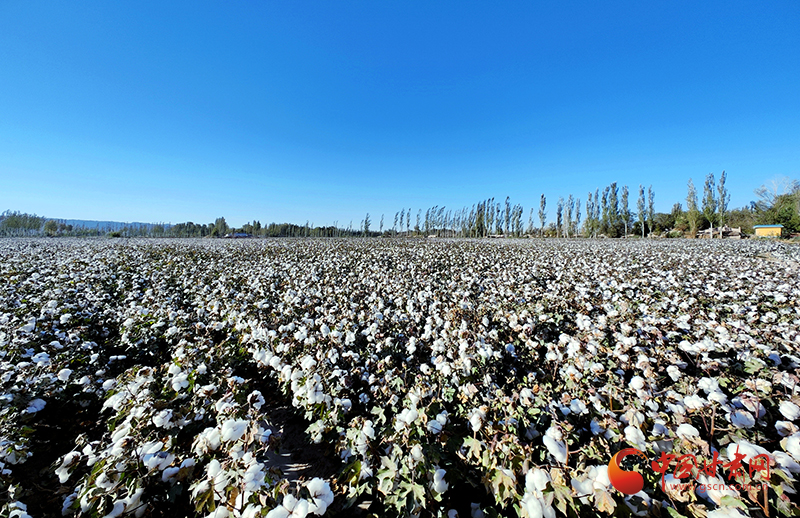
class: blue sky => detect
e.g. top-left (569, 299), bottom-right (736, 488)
top-left (1, 1), bottom-right (798, 227)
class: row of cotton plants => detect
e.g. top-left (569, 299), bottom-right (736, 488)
top-left (1, 237), bottom-right (799, 518)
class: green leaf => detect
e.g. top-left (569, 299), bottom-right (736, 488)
top-left (719, 495), bottom-right (747, 509)
top-left (665, 506), bottom-right (688, 518)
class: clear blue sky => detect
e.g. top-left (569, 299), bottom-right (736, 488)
top-left (1, 1), bottom-right (798, 227)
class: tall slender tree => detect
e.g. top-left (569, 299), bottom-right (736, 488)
top-left (566, 195), bottom-right (574, 238)
top-left (637, 185), bottom-right (646, 238)
top-left (717, 170), bottom-right (730, 233)
top-left (620, 185), bottom-right (630, 237)
top-left (647, 186), bottom-right (655, 236)
top-left (556, 197), bottom-right (564, 238)
top-left (702, 172), bottom-right (717, 232)
top-left (539, 195), bottom-right (546, 237)
top-left (504, 197), bottom-right (511, 235)
top-left (528, 208), bottom-right (534, 235)
top-left (686, 179), bottom-right (701, 237)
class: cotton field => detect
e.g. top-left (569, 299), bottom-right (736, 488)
top-left (1, 238), bottom-right (799, 518)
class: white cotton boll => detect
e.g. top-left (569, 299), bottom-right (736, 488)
top-left (545, 426), bottom-right (563, 441)
top-left (469, 413), bottom-right (482, 432)
top-left (683, 394), bottom-right (707, 410)
top-left (411, 444), bottom-right (423, 461)
top-left (123, 318), bottom-right (135, 327)
top-left (102, 379), bottom-right (116, 390)
top-left (624, 426), bottom-right (646, 449)
top-left (300, 355), bottom-right (316, 371)
top-left (698, 377), bottom-right (720, 394)
top-left (242, 505), bottom-right (263, 518)
top-left (696, 474), bottom-right (738, 505)
top-left (433, 468), bottom-right (449, 493)
top-left (569, 399), bottom-right (588, 415)
top-left (152, 409), bottom-right (173, 428)
top-left (708, 390), bottom-right (728, 405)
top-left (221, 419), bottom-right (249, 442)
top-left (248, 391), bottom-right (266, 410)
top-left (773, 451), bottom-right (800, 473)
top-left (427, 419), bottom-right (443, 434)
top-left (666, 365), bottom-right (681, 381)
top-left (32, 352), bottom-right (50, 366)
top-left (193, 428), bottom-right (220, 455)
top-left (266, 494), bottom-right (308, 518)
top-left (306, 477), bottom-right (334, 515)
top-left (629, 376), bottom-right (645, 391)
top-left (171, 372), bottom-right (189, 392)
top-left (26, 398), bottom-right (46, 413)
top-left (784, 433), bottom-right (800, 460)
top-left (162, 466), bottom-right (180, 482)
top-left (776, 421), bottom-right (798, 437)
top-left (676, 423), bottom-right (700, 438)
top-left (57, 369), bottom-right (72, 381)
top-left (20, 318), bottom-right (36, 333)
top-left (729, 410), bottom-right (756, 429)
top-left (725, 441), bottom-right (769, 465)
top-left (706, 509), bottom-right (748, 518)
top-left (779, 401), bottom-right (800, 421)
top-left (543, 435), bottom-right (567, 464)
top-left (526, 468), bottom-right (551, 496)
top-left (206, 507), bottom-right (230, 518)
top-left (60, 314), bottom-right (72, 324)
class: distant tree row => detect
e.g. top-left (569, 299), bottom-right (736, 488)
top-left (3, 173), bottom-right (798, 239)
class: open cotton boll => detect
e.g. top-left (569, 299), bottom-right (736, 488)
top-left (780, 401), bottom-right (800, 421)
top-left (543, 435), bottom-right (567, 464)
top-left (624, 426), bottom-right (646, 449)
top-left (676, 423), bottom-right (700, 439)
top-left (266, 494), bottom-right (309, 518)
top-left (306, 477), bottom-right (334, 515)
top-left (26, 398), bottom-right (46, 413)
top-left (432, 468), bottom-right (449, 493)
top-left (784, 433), bottom-right (800, 460)
top-left (220, 419), bottom-right (249, 442)
top-left (57, 368), bottom-right (72, 381)
top-left (729, 410), bottom-right (756, 429)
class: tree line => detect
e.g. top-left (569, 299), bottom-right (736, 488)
top-left (3, 174), bottom-right (798, 238)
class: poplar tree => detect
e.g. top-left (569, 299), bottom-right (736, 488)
top-left (637, 185), bottom-right (646, 238)
top-left (717, 170), bottom-right (730, 231)
top-left (566, 195), bottom-right (574, 238)
top-left (620, 185), bottom-right (630, 237)
top-left (702, 172), bottom-right (717, 229)
top-left (539, 195), bottom-right (546, 237)
top-left (556, 197), bottom-right (564, 238)
top-left (686, 179), bottom-right (701, 237)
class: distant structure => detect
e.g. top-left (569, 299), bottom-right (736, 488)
top-left (696, 226), bottom-right (744, 239)
top-left (224, 233), bottom-right (253, 239)
top-left (753, 224), bottom-right (784, 238)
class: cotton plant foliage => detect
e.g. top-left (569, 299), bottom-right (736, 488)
top-left (0, 238), bottom-right (799, 518)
